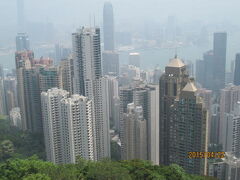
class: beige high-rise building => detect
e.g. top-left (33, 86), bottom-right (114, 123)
top-left (122, 103), bottom-right (147, 160)
top-left (120, 84), bottom-right (159, 164)
top-left (105, 75), bottom-right (119, 129)
top-left (159, 56), bottom-right (189, 166)
top-left (60, 58), bottom-right (74, 94)
top-left (159, 56), bottom-right (208, 175)
top-left (169, 81), bottom-right (208, 175)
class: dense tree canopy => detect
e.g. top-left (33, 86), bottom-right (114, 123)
top-left (0, 157), bottom-right (216, 180)
top-left (0, 116), bottom-right (45, 162)
top-left (0, 116), bottom-right (216, 180)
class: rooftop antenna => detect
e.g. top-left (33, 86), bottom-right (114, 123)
top-left (174, 46), bottom-right (178, 58)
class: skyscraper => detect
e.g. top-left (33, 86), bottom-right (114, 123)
top-left (41, 88), bottom-right (96, 164)
top-left (159, 56), bottom-right (189, 166)
top-left (219, 85), bottom-right (240, 151)
top-left (169, 81), bottom-right (208, 175)
top-left (119, 84), bottom-right (159, 164)
top-left (103, 2), bottom-right (115, 51)
top-left (105, 76), bottom-right (119, 129)
top-left (195, 50), bottom-right (214, 89)
top-left (119, 86), bottom-right (134, 157)
top-left (234, 53), bottom-right (240, 86)
top-left (23, 67), bottom-right (42, 132)
top-left (15, 50), bottom-right (61, 132)
top-left (72, 27), bottom-right (110, 160)
top-left (0, 77), bottom-right (6, 115)
top-left (121, 103), bottom-right (147, 160)
top-left (72, 27), bottom-right (102, 96)
top-left (213, 32), bottom-right (227, 91)
top-left (22, 65), bottom-right (62, 133)
top-left (15, 51), bottom-right (34, 130)
top-left (16, 33), bottom-right (30, 51)
top-left (195, 59), bottom-right (205, 86)
top-left (41, 88), bottom-right (69, 164)
top-left (38, 66), bottom-right (62, 92)
top-left (197, 88), bottom-right (212, 142)
top-left (231, 102), bottom-right (240, 158)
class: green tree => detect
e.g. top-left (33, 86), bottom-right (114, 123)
top-left (23, 173), bottom-right (51, 180)
top-left (0, 140), bottom-right (14, 161)
top-left (0, 116), bottom-right (45, 162)
top-left (86, 159), bottom-right (131, 180)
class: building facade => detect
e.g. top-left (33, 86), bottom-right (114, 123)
top-left (41, 88), bottom-right (97, 164)
top-left (72, 27), bottom-right (110, 160)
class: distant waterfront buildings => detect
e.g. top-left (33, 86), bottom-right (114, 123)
top-left (196, 50), bottom-right (214, 89)
top-left (129, 53), bottom-right (140, 68)
top-left (196, 32), bottom-right (227, 92)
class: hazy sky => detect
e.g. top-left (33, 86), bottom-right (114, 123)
top-left (1, 0), bottom-right (240, 70)
top-left (1, 0), bottom-right (240, 26)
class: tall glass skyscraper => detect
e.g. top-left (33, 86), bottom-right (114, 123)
top-left (103, 2), bottom-right (115, 51)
